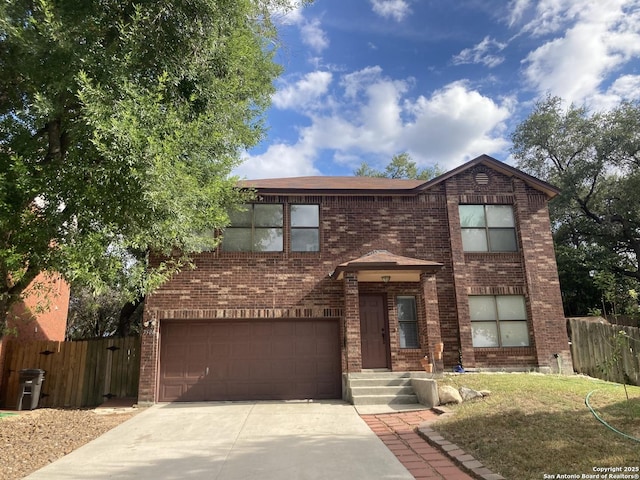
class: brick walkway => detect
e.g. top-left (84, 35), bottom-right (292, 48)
top-left (361, 410), bottom-right (475, 480)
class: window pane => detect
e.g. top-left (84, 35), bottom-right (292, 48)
top-left (291, 229), bottom-right (319, 252)
top-left (488, 229), bottom-right (517, 251)
top-left (291, 205), bottom-right (319, 227)
top-left (461, 229), bottom-right (488, 251)
top-left (228, 206), bottom-right (252, 227)
top-left (222, 228), bottom-right (252, 251)
top-left (253, 228), bottom-right (283, 251)
top-left (399, 322), bottom-right (419, 348)
top-left (459, 205), bottom-right (486, 227)
top-left (397, 296), bottom-right (417, 321)
top-left (486, 205), bottom-right (514, 227)
top-left (500, 321), bottom-right (530, 346)
top-left (469, 296), bottom-right (497, 321)
top-left (471, 322), bottom-right (499, 347)
top-left (254, 204), bottom-right (283, 227)
top-left (496, 296), bottom-right (527, 320)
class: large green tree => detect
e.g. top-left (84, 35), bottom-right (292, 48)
top-left (511, 96), bottom-right (640, 316)
top-left (354, 152), bottom-right (443, 180)
top-left (0, 0), bottom-right (301, 335)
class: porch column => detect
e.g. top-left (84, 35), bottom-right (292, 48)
top-left (343, 271), bottom-right (362, 372)
top-left (420, 272), bottom-right (443, 370)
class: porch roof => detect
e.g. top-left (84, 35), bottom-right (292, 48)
top-left (331, 250), bottom-right (443, 282)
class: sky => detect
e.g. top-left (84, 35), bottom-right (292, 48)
top-left (234, 0), bottom-right (640, 179)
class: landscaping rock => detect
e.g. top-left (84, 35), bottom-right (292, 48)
top-left (459, 386), bottom-right (484, 401)
top-left (438, 385), bottom-right (463, 404)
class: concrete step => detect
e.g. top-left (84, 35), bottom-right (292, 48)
top-left (348, 371), bottom-right (412, 379)
top-left (351, 393), bottom-right (419, 406)
top-left (348, 377), bottom-right (412, 387)
top-left (346, 372), bottom-right (429, 407)
top-left (350, 385), bottom-right (415, 396)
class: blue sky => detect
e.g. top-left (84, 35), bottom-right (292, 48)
top-left (235, 0), bottom-right (640, 179)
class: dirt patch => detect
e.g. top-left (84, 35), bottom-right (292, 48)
top-left (0, 407), bottom-right (139, 480)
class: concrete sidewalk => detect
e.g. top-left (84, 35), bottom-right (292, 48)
top-left (26, 401), bottom-right (415, 480)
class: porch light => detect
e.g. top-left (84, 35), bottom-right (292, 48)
top-left (381, 275), bottom-right (391, 283)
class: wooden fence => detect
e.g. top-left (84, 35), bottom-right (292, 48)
top-left (0, 336), bottom-right (140, 409)
top-left (568, 318), bottom-right (640, 386)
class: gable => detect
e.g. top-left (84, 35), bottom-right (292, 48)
top-left (417, 154), bottom-right (559, 199)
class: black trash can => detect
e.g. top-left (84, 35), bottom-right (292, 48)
top-left (17, 369), bottom-right (46, 411)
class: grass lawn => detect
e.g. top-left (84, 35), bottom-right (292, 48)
top-left (434, 373), bottom-right (640, 480)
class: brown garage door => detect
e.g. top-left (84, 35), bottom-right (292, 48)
top-left (159, 319), bottom-right (341, 402)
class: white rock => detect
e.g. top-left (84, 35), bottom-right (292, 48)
top-left (438, 385), bottom-right (463, 404)
top-left (459, 386), bottom-right (484, 401)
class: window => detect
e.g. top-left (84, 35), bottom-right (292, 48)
top-left (459, 205), bottom-right (517, 252)
top-left (397, 296), bottom-right (419, 348)
top-left (291, 205), bottom-right (319, 252)
top-left (222, 204), bottom-right (283, 252)
top-left (469, 295), bottom-right (530, 347)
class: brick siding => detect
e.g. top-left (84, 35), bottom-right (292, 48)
top-left (139, 162), bottom-right (571, 402)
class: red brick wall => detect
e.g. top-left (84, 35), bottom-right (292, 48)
top-left (0, 272), bottom-right (70, 393)
top-left (445, 166), bottom-right (570, 371)
top-left (139, 166), bottom-right (570, 401)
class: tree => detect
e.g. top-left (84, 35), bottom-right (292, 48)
top-left (511, 96), bottom-right (640, 315)
top-left (66, 284), bottom-right (143, 339)
top-left (0, 0), bottom-right (303, 336)
top-left (354, 152), bottom-right (443, 180)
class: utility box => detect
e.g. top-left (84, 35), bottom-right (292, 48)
top-left (17, 369), bottom-right (46, 411)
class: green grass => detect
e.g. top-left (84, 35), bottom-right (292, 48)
top-left (434, 373), bottom-right (640, 480)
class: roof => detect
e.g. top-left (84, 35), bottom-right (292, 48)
top-left (239, 176), bottom-right (425, 194)
top-left (238, 154), bottom-right (560, 198)
top-left (332, 250), bottom-right (443, 282)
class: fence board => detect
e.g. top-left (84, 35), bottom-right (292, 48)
top-left (0, 336), bottom-right (141, 409)
top-left (569, 318), bottom-right (640, 386)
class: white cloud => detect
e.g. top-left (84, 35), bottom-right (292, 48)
top-left (236, 143), bottom-right (320, 179)
top-left (341, 66), bottom-right (384, 98)
top-left (589, 74), bottom-right (640, 110)
top-left (272, 71), bottom-right (333, 110)
top-left (240, 67), bottom-right (513, 178)
top-left (452, 36), bottom-right (507, 68)
top-left (370, 0), bottom-right (411, 22)
top-left (272, 4), bottom-right (305, 26)
top-left (272, 5), bottom-right (328, 54)
top-left (401, 81), bottom-right (513, 169)
top-left (519, 0), bottom-right (583, 36)
top-left (521, 0), bottom-right (640, 104)
top-left (300, 18), bottom-right (329, 53)
top-left (507, 0), bottom-right (532, 27)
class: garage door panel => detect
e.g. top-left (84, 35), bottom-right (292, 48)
top-left (159, 319), bottom-right (340, 402)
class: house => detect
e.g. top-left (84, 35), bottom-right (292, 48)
top-left (138, 154), bottom-right (572, 404)
top-left (0, 272), bottom-right (70, 391)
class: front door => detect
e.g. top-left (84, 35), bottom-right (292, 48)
top-left (359, 294), bottom-right (389, 369)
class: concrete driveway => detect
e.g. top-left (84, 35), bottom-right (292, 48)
top-left (26, 401), bottom-right (414, 479)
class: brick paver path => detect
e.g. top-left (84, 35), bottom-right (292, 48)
top-left (361, 411), bottom-right (475, 480)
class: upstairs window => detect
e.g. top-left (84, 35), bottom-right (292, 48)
top-left (459, 205), bottom-right (517, 252)
top-left (469, 295), bottom-right (530, 347)
top-left (222, 204), bottom-right (283, 252)
top-left (291, 205), bottom-right (320, 252)
top-left (397, 296), bottom-right (419, 348)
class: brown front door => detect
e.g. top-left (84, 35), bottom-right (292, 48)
top-left (359, 294), bottom-right (389, 369)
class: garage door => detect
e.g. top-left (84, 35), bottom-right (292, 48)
top-left (159, 319), bottom-right (341, 402)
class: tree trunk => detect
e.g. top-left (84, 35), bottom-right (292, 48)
top-left (116, 297), bottom-right (144, 337)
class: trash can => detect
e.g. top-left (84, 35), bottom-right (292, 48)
top-left (17, 369), bottom-right (46, 411)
